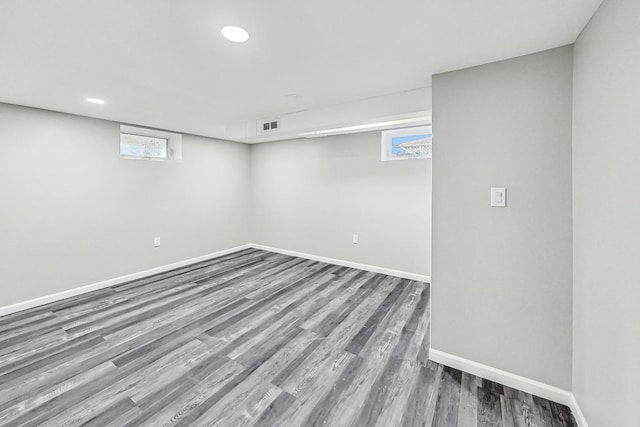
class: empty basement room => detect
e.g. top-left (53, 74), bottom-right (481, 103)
top-left (0, 0), bottom-right (638, 426)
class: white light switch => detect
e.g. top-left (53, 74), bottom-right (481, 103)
top-left (154, 237), bottom-right (161, 247)
top-left (352, 234), bottom-right (359, 244)
top-left (491, 188), bottom-right (506, 207)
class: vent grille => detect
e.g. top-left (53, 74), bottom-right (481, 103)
top-left (258, 119), bottom-right (279, 133)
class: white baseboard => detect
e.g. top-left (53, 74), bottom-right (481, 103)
top-left (429, 349), bottom-right (588, 427)
top-left (249, 243), bottom-right (430, 283)
top-left (0, 242), bottom-right (428, 318)
top-left (0, 244), bottom-right (253, 318)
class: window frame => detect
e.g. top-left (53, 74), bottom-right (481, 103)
top-left (119, 125), bottom-right (182, 163)
top-left (381, 125), bottom-right (432, 161)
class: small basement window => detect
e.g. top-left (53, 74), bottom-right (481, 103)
top-left (381, 126), bottom-right (432, 161)
top-left (119, 125), bottom-right (182, 162)
top-left (120, 133), bottom-right (168, 159)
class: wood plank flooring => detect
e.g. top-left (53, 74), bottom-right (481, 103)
top-left (0, 248), bottom-right (578, 426)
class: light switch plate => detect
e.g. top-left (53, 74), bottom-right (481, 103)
top-left (491, 188), bottom-right (506, 207)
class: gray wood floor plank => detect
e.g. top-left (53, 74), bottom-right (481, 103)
top-left (0, 328), bottom-right (67, 361)
top-left (549, 400), bottom-right (576, 427)
top-left (26, 339), bottom-right (211, 427)
top-left (457, 372), bottom-right (483, 426)
top-left (4, 254), bottom-right (276, 359)
top-left (302, 355), bottom-right (366, 426)
top-left (111, 249), bottom-right (264, 293)
top-left (0, 312), bottom-right (57, 339)
top-left (258, 350), bottom-right (355, 427)
top-left (80, 396), bottom-right (137, 427)
top-left (374, 359), bottom-right (419, 427)
top-left (241, 258), bottom-right (314, 300)
top-left (0, 249), bottom-right (578, 427)
top-left (300, 278), bottom-right (414, 426)
top-left (0, 361), bottom-right (117, 425)
top-left (189, 377), bottom-right (281, 427)
top-left (214, 268), bottom-right (342, 356)
top-left (204, 264), bottom-right (337, 338)
top-left (132, 359), bottom-right (245, 427)
top-left (250, 391), bottom-right (297, 427)
top-left (350, 283), bottom-right (425, 426)
top-left (360, 280), bottom-right (422, 359)
top-left (432, 366), bottom-right (463, 427)
top-left (168, 367), bottom-right (256, 426)
top-left (278, 275), bottom-right (398, 397)
top-left (0, 335), bottom-right (106, 385)
top-left (0, 292), bottom-right (247, 404)
top-left (410, 283), bottom-right (432, 367)
top-left (0, 329), bottom-right (81, 371)
top-left (310, 272), bottom-right (385, 337)
top-left (392, 282), bottom-right (429, 359)
top-left (477, 388), bottom-right (503, 427)
top-left (63, 256), bottom-right (282, 337)
top-left (252, 328), bottom-right (322, 388)
top-left (500, 395), bottom-right (517, 427)
top-left (226, 269), bottom-right (353, 363)
top-left (533, 394), bottom-right (557, 427)
top-left (100, 405), bottom-right (143, 427)
top-left (355, 355), bottom-right (405, 426)
top-left (298, 269), bottom-right (371, 330)
top-left (194, 329), bottom-right (316, 424)
top-left (101, 288), bottom-right (254, 346)
top-left (401, 361), bottom-right (443, 427)
top-left (54, 295), bottom-right (132, 323)
top-left (345, 277), bottom-right (412, 355)
top-left (8, 341), bottom-right (188, 425)
top-left (504, 386), bottom-right (546, 427)
top-left (485, 379), bottom-right (505, 397)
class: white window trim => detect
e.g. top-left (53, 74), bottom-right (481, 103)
top-left (381, 125), bottom-right (432, 161)
top-left (120, 125), bottom-right (182, 163)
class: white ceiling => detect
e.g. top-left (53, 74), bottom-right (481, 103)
top-left (0, 0), bottom-right (602, 141)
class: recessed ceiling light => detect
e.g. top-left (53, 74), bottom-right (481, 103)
top-left (85, 97), bottom-right (106, 105)
top-left (221, 26), bottom-right (249, 43)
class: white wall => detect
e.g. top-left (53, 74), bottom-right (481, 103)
top-left (572, 0), bottom-right (640, 425)
top-left (431, 46), bottom-right (574, 389)
top-left (250, 132), bottom-right (431, 276)
top-left (0, 103), bottom-right (251, 307)
top-left (0, 105), bottom-right (430, 309)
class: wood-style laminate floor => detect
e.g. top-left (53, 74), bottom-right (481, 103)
top-left (0, 248), bottom-right (577, 426)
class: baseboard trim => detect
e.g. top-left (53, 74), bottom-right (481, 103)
top-left (429, 349), bottom-right (588, 427)
top-left (0, 242), bottom-right (429, 318)
top-left (249, 243), bottom-right (430, 283)
top-left (0, 244), bottom-right (253, 318)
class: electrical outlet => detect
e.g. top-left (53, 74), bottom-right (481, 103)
top-left (154, 237), bottom-right (161, 247)
top-left (352, 234), bottom-right (359, 244)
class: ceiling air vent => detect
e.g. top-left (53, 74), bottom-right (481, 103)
top-left (258, 119), bottom-right (280, 134)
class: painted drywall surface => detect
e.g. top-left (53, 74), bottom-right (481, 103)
top-left (431, 47), bottom-right (574, 389)
top-left (250, 132), bottom-right (431, 276)
top-left (0, 103), bottom-right (251, 307)
top-left (572, 0), bottom-right (640, 425)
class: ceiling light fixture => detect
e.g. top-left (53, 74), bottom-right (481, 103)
top-left (221, 26), bottom-right (249, 43)
top-left (297, 116), bottom-right (431, 138)
top-left (85, 97), bottom-right (106, 105)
